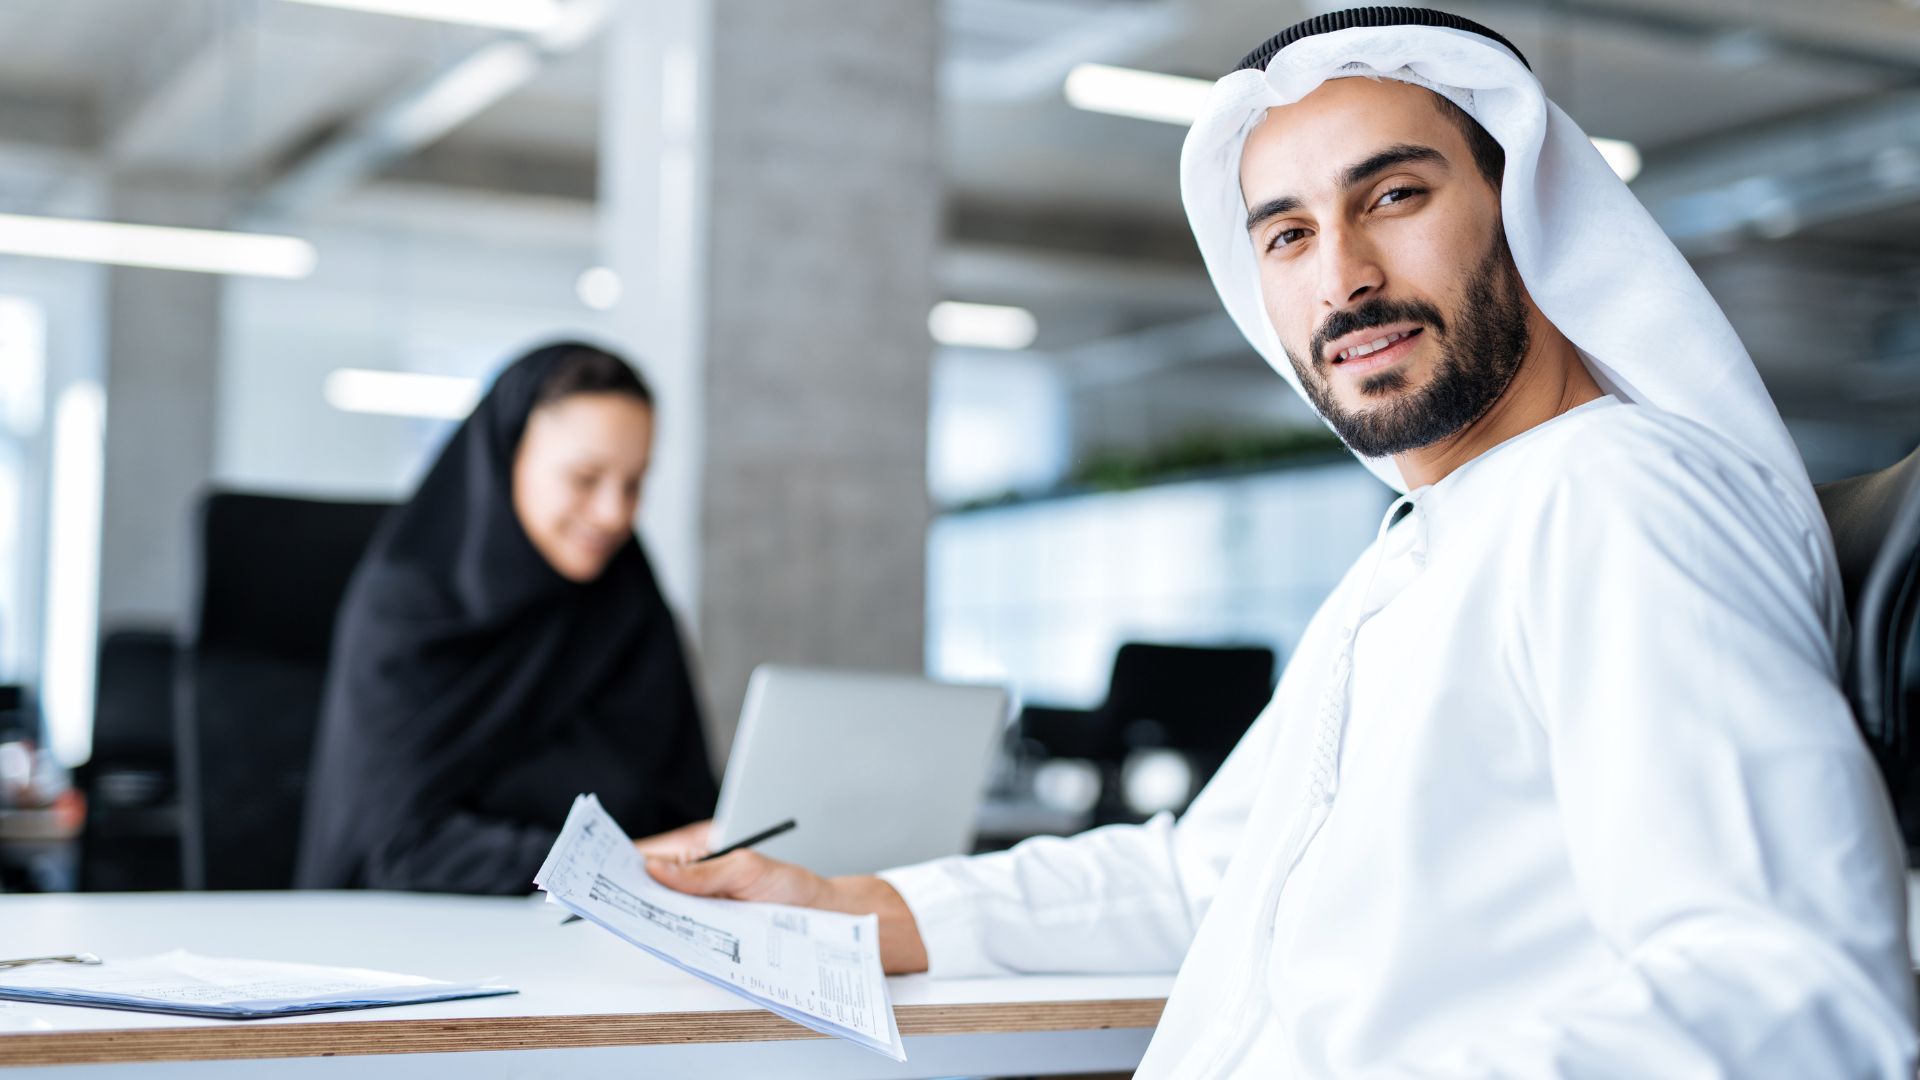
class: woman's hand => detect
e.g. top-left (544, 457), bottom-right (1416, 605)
top-left (649, 851), bottom-right (930, 974)
top-left (632, 818), bottom-right (712, 860)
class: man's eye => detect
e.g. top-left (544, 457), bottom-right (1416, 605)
top-left (1268, 227), bottom-right (1309, 251)
top-left (1376, 186), bottom-right (1426, 207)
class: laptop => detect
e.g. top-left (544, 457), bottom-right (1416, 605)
top-left (710, 666), bottom-right (1010, 878)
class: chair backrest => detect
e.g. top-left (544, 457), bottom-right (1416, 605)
top-left (1815, 447), bottom-right (1920, 836)
top-left (177, 491), bottom-right (391, 890)
top-left (0, 683), bottom-right (27, 741)
top-left (82, 628), bottom-right (182, 891)
top-left (1102, 642), bottom-right (1278, 766)
top-left (93, 628), bottom-right (179, 767)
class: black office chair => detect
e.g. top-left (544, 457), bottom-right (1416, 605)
top-left (0, 683), bottom-right (26, 742)
top-left (177, 491), bottom-right (391, 889)
top-left (1019, 642), bottom-right (1277, 823)
top-left (1816, 447), bottom-right (1920, 850)
top-left (78, 628), bottom-right (183, 891)
top-left (1104, 643), bottom-right (1278, 768)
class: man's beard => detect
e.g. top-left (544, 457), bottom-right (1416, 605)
top-left (1284, 229), bottom-right (1532, 460)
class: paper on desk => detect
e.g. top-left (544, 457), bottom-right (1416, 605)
top-left (0, 950), bottom-right (516, 1019)
top-left (535, 793), bottom-right (905, 1061)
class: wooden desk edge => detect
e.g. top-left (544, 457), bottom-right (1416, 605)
top-left (0, 997), bottom-right (1168, 1067)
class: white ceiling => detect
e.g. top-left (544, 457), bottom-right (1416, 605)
top-left (1, 0), bottom-right (1915, 220)
top-left (1, 0), bottom-right (1919, 442)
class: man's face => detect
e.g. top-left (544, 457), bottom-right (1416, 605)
top-left (1240, 77), bottom-right (1532, 459)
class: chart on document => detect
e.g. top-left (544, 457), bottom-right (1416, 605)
top-left (535, 794), bottom-right (904, 1060)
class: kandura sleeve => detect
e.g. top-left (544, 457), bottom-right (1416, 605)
top-left (877, 695), bottom-right (1281, 978)
top-left (1366, 443), bottom-right (1918, 1078)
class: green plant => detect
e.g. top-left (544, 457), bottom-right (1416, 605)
top-left (1071, 426), bottom-right (1346, 491)
top-left (946, 425), bottom-right (1350, 513)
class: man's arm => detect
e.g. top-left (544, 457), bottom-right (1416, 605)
top-left (653, 688), bottom-right (1287, 977)
top-left (650, 816), bottom-right (1205, 975)
top-left (1368, 443), bottom-right (1918, 1076)
top-left (647, 855), bottom-right (929, 973)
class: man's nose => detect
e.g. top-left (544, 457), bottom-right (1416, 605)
top-left (1316, 226), bottom-right (1385, 311)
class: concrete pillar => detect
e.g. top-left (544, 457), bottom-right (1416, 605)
top-left (96, 186), bottom-right (224, 631)
top-left (602, 0), bottom-right (712, 633)
top-left (602, 0), bottom-right (940, 757)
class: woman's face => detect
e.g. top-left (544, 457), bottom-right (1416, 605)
top-left (511, 392), bottom-right (654, 583)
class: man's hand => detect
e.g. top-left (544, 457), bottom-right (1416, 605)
top-left (649, 851), bottom-right (930, 975)
top-left (632, 818), bottom-right (712, 860)
top-left (645, 846), bottom-right (828, 905)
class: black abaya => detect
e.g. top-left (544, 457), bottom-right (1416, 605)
top-left (295, 346), bottom-right (716, 894)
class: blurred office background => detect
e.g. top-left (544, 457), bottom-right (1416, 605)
top-left (2, 0), bottom-right (1919, 889)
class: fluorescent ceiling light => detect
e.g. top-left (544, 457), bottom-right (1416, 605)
top-left (324, 369), bottom-right (481, 419)
top-left (576, 266), bottom-right (622, 310)
top-left (0, 213), bottom-right (315, 278)
top-left (1064, 63), bottom-right (1211, 126)
top-left (278, 0), bottom-right (562, 32)
top-left (1589, 136), bottom-right (1642, 183)
top-left (930, 301), bottom-right (1038, 351)
top-left (1063, 63), bottom-right (1648, 186)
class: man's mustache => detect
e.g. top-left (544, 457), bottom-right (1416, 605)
top-left (1312, 299), bottom-right (1448, 369)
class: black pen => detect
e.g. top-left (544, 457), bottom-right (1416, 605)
top-left (560, 819), bottom-right (799, 925)
top-left (697, 818), bottom-right (796, 862)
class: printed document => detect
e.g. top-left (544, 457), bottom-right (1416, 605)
top-left (536, 793), bottom-right (905, 1060)
top-left (0, 951), bottom-right (514, 1019)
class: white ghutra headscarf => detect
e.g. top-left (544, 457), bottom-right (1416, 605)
top-left (1177, 7), bottom-right (1829, 559)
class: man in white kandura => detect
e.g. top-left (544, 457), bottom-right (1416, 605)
top-left (652, 8), bottom-right (1919, 1074)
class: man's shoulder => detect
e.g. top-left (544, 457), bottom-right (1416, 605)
top-left (1534, 398), bottom-right (1755, 472)
top-left (1503, 400), bottom-right (1797, 518)
top-left (1489, 401), bottom-right (1827, 584)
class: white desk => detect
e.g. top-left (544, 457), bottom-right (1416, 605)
top-left (0, 892), bottom-right (1171, 1077)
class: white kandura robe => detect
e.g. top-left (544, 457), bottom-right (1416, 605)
top-left (881, 397), bottom-right (1919, 1077)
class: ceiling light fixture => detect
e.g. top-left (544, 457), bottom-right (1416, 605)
top-left (1063, 63), bottom-right (1212, 126)
top-left (278, 0), bottom-right (562, 32)
top-left (576, 266), bottom-right (623, 310)
top-left (0, 214), bottom-right (315, 278)
top-left (323, 369), bottom-right (481, 419)
top-left (1589, 136), bottom-right (1642, 183)
top-left (929, 301), bottom-right (1039, 351)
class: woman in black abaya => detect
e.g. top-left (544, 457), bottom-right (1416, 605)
top-left (296, 342), bottom-right (716, 894)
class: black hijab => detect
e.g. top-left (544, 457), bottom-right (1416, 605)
top-left (296, 343), bottom-right (716, 894)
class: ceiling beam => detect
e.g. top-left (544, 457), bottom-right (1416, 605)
top-left (249, 0), bottom-right (611, 221)
top-left (939, 241), bottom-right (1215, 311)
top-left (98, 0), bottom-right (246, 167)
top-left (1054, 311), bottom-right (1251, 387)
top-left (1636, 88), bottom-right (1920, 253)
top-left (0, 89), bottom-right (94, 155)
top-left (379, 143), bottom-right (596, 202)
top-left (948, 199), bottom-right (1202, 266)
top-left (1467, 0), bottom-right (1920, 81)
top-left (943, 0), bottom-right (1187, 103)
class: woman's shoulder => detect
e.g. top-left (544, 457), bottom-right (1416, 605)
top-left (340, 551), bottom-right (460, 626)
